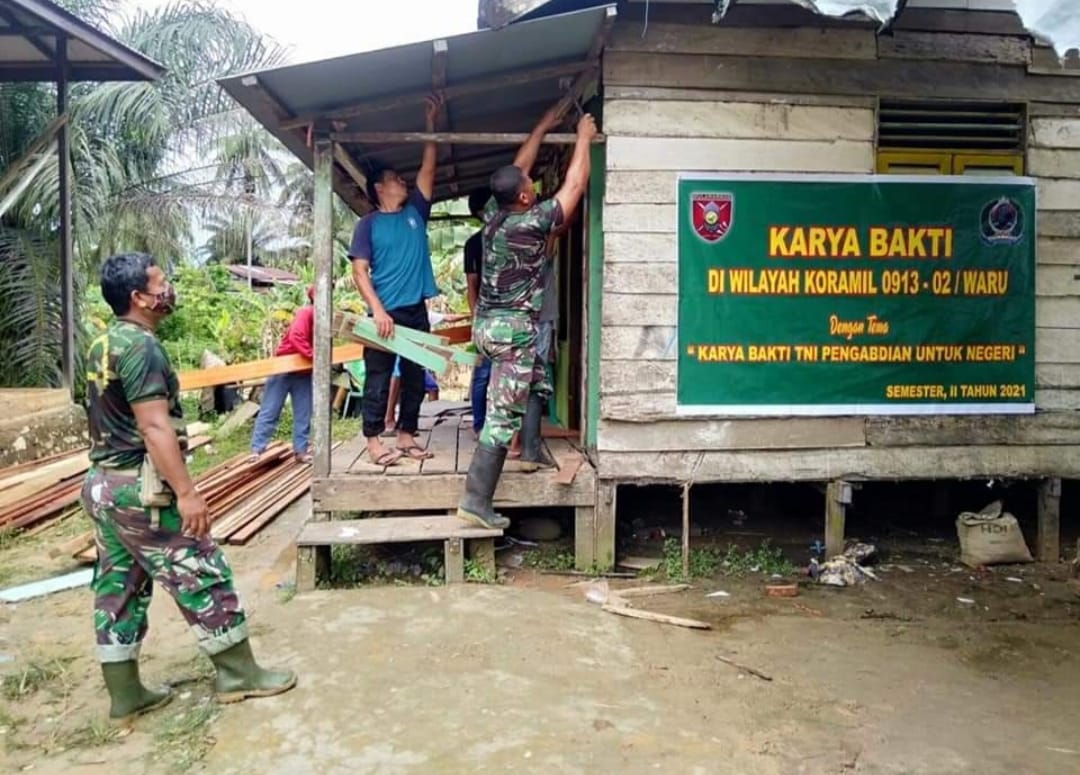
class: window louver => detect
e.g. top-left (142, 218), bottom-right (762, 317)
top-left (878, 100), bottom-right (1025, 151)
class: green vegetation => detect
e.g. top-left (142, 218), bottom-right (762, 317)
top-left (324, 543), bottom-right (445, 588)
top-left (661, 538), bottom-right (796, 582)
top-left (1, 658), bottom-right (75, 701)
top-left (153, 700), bottom-right (221, 772)
top-left (1, 0), bottom-right (474, 393)
top-left (464, 558), bottom-right (497, 583)
top-left (523, 545), bottom-right (576, 571)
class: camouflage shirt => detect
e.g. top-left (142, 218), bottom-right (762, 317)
top-left (85, 319), bottom-right (186, 468)
top-left (478, 196), bottom-right (564, 316)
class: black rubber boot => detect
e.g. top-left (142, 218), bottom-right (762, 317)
top-left (101, 661), bottom-right (172, 722)
top-left (519, 393), bottom-right (556, 472)
top-left (457, 443), bottom-right (510, 529)
top-left (209, 639), bottom-right (298, 704)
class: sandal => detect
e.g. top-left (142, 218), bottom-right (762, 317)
top-left (373, 449), bottom-right (403, 466)
top-left (396, 445), bottom-right (434, 460)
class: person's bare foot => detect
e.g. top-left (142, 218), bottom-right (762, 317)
top-left (365, 438), bottom-right (402, 466)
top-left (395, 431), bottom-right (433, 460)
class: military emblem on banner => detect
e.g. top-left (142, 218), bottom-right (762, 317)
top-left (691, 192), bottom-right (733, 243)
top-left (979, 196), bottom-right (1024, 246)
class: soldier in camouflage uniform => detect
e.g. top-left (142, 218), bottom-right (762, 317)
top-left (457, 109), bottom-right (597, 529)
top-left (84, 253), bottom-right (296, 722)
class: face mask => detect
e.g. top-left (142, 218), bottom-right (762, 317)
top-left (148, 283), bottom-right (177, 315)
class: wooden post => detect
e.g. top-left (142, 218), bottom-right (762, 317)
top-left (681, 482), bottom-right (691, 580)
top-left (1037, 477), bottom-right (1062, 563)
top-left (594, 480), bottom-right (617, 571)
top-left (56, 35), bottom-right (74, 395)
top-left (444, 537), bottom-right (465, 584)
top-left (295, 137), bottom-right (336, 592)
top-left (825, 480), bottom-right (852, 560)
top-left (574, 505), bottom-right (596, 571)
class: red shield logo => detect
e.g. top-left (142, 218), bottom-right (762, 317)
top-left (691, 193), bottom-right (733, 243)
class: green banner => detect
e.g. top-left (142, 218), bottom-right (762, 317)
top-left (676, 174), bottom-right (1036, 415)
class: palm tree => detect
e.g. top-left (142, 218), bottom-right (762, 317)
top-left (0, 0), bottom-right (287, 388)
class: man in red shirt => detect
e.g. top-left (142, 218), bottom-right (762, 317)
top-left (250, 286), bottom-right (315, 463)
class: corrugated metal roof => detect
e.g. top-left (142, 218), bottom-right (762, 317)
top-left (219, 5), bottom-right (614, 213)
top-left (0, 0), bottom-right (164, 82)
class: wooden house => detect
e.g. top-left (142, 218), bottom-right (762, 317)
top-left (223, 0), bottom-right (1080, 581)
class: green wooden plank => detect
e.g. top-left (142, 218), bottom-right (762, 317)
top-left (585, 142), bottom-right (604, 452)
top-left (353, 316), bottom-right (449, 348)
top-left (351, 319), bottom-right (450, 375)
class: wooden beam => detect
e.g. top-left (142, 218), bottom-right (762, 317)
top-left (604, 51), bottom-right (1080, 104)
top-left (57, 34), bottom-right (73, 394)
top-left (312, 138), bottom-right (334, 479)
top-left (280, 60), bottom-right (592, 130)
top-left (431, 38), bottom-right (458, 196)
top-left (332, 143), bottom-right (367, 190)
top-left (1038, 477), bottom-right (1062, 563)
top-left (825, 480), bottom-right (851, 560)
top-left (330, 131), bottom-right (603, 145)
top-left (177, 344), bottom-right (364, 392)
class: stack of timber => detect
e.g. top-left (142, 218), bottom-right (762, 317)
top-left (62, 441), bottom-right (310, 564)
top-left (0, 437), bottom-right (215, 536)
top-left (0, 448), bottom-right (90, 533)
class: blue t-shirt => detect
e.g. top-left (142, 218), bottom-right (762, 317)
top-left (348, 189), bottom-right (438, 311)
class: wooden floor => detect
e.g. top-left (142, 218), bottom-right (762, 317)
top-left (311, 404), bottom-right (596, 513)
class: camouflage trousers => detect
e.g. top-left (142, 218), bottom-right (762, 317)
top-left (474, 314), bottom-right (552, 448)
top-left (81, 465), bottom-right (248, 663)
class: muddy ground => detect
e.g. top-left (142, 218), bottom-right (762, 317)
top-left (1, 495), bottom-right (1079, 774)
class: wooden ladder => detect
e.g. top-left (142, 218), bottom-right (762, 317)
top-left (295, 515), bottom-right (503, 590)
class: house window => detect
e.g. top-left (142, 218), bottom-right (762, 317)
top-left (876, 99), bottom-right (1025, 175)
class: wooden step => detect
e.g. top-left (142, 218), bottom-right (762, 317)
top-left (295, 516), bottom-right (502, 590)
top-left (297, 516), bottom-right (501, 546)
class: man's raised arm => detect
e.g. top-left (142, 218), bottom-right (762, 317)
top-left (553, 114), bottom-right (598, 225)
top-left (513, 101), bottom-right (569, 174)
top-left (416, 94), bottom-right (442, 201)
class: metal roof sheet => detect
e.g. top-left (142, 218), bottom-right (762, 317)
top-left (219, 5), bottom-right (614, 213)
top-left (0, 0), bottom-right (164, 82)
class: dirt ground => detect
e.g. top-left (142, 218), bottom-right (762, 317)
top-left (2, 496), bottom-right (1079, 774)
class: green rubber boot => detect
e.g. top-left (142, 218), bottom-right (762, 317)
top-left (457, 443), bottom-right (510, 529)
top-left (209, 639), bottom-right (297, 704)
top-left (519, 393), bottom-right (556, 472)
top-left (101, 661), bottom-right (172, 722)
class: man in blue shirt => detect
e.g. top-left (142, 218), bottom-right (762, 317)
top-left (349, 95), bottom-right (441, 465)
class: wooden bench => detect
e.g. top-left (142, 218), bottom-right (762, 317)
top-left (295, 516), bottom-right (503, 590)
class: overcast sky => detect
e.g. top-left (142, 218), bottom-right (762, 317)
top-left (119, 0), bottom-right (478, 63)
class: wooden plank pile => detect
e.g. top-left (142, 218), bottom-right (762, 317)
top-left (0, 437), bottom-right (216, 536)
top-left (0, 448), bottom-right (90, 533)
top-left (59, 441), bottom-right (311, 563)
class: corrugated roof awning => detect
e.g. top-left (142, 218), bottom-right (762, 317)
top-left (219, 4), bottom-right (616, 214)
top-left (0, 0), bottom-right (164, 82)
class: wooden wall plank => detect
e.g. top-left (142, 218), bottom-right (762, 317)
top-left (601, 326), bottom-right (678, 361)
top-left (1028, 149), bottom-right (1080, 179)
top-left (1037, 363), bottom-right (1080, 388)
top-left (1038, 328), bottom-right (1080, 362)
top-left (608, 136), bottom-right (874, 173)
top-left (865, 413), bottom-right (1080, 447)
top-left (605, 203), bottom-right (676, 234)
top-left (1034, 389), bottom-right (1080, 411)
top-left (605, 231), bottom-right (676, 263)
top-left (1037, 297), bottom-right (1080, 328)
top-left (1037, 179), bottom-right (1080, 211)
top-left (877, 31), bottom-right (1031, 65)
top-left (597, 417), bottom-right (867, 452)
top-left (1037, 265), bottom-right (1080, 297)
top-left (604, 99), bottom-right (875, 141)
top-left (596, 445), bottom-right (1080, 482)
top-left (605, 85), bottom-right (877, 108)
top-left (1038, 212), bottom-right (1080, 238)
top-left (610, 22), bottom-right (877, 60)
top-left (602, 293), bottom-right (676, 327)
top-left (1031, 118), bottom-right (1080, 150)
top-left (599, 361), bottom-right (674, 395)
top-left (1038, 238), bottom-right (1080, 265)
top-left (604, 50), bottom-right (1080, 103)
top-left (1030, 103), bottom-right (1080, 119)
top-left (605, 263), bottom-right (675, 295)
